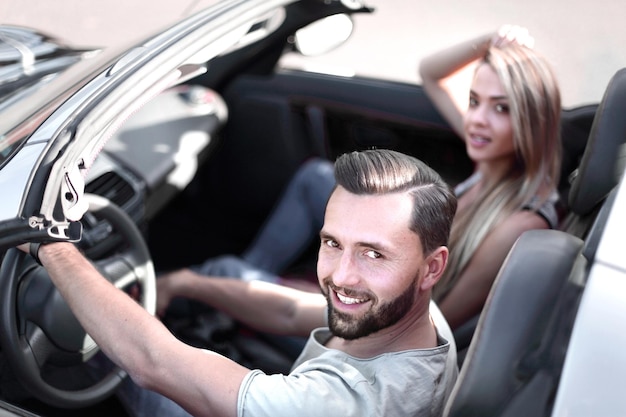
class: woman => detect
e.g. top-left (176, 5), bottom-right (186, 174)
top-left (419, 25), bottom-right (561, 328)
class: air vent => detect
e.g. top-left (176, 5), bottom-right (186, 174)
top-left (85, 171), bottom-right (135, 208)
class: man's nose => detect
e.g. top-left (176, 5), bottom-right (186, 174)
top-left (331, 252), bottom-right (361, 287)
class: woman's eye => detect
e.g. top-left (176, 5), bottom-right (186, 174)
top-left (495, 103), bottom-right (510, 113)
top-left (468, 97), bottom-right (478, 107)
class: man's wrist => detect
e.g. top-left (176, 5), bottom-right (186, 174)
top-left (29, 242), bottom-right (47, 266)
top-left (29, 241), bottom-right (75, 266)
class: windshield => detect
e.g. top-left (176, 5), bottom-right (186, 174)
top-left (0, 26), bottom-right (98, 165)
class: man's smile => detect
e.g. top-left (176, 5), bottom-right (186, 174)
top-left (336, 290), bottom-right (369, 305)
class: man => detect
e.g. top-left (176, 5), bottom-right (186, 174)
top-left (31, 149), bottom-right (458, 417)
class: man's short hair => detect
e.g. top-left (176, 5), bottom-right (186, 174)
top-left (334, 149), bottom-right (457, 254)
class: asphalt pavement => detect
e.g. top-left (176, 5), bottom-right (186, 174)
top-left (1, 0), bottom-right (625, 107)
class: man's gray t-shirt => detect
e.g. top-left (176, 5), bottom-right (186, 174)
top-left (237, 322), bottom-right (456, 417)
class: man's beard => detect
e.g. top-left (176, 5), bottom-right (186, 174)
top-left (323, 277), bottom-right (418, 340)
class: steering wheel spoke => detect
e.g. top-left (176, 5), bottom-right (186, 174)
top-left (24, 325), bottom-right (56, 368)
top-left (95, 256), bottom-right (139, 289)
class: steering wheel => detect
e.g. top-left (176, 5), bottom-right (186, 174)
top-left (0, 194), bottom-right (156, 409)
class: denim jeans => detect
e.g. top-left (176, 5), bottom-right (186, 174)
top-left (197, 157), bottom-right (335, 278)
top-left (241, 157), bottom-right (335, 274)
top-left (87, 353), bottom-right (192, 417)
top-left (117, 376), bottom-right (193, 417)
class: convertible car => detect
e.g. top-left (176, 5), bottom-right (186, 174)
top-left (0, 0), bottom-right (625, 415)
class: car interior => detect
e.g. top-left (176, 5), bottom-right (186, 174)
top-left (127, 48), bottom-right (620, 417)
top-left (1, 0), bottom-right (625, 414)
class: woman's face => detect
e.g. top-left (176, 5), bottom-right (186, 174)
top-left (463, 63), bottom-right (516, 166)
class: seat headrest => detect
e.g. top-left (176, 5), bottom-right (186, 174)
top-left (569, 68), bottom-right (626, 216)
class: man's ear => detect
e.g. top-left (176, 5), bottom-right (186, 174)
top-left (420, 246), bottom-right (448, 291)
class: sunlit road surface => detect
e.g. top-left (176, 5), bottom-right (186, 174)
top-left (2, 0), bottom-right (625, 107)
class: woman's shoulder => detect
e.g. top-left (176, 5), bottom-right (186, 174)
top-left (523, 191), bottom-right (559, 229)
top-left (454, 172), bottom-right (481, 197)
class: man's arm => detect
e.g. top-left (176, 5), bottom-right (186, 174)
top-left (35, 242), bottom-right (322, 417)
top-left (157, 268), bottom-right (327, 337)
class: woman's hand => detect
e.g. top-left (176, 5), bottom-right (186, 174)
top-left (491, 24), bottom-right (535, 49)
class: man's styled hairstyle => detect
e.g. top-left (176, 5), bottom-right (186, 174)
top-left (333, 149), bottom-right (457, 254)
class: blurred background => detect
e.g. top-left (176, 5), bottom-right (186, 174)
top-left (1, 0), bottom-right (625, 107)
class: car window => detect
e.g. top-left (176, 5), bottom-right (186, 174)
top-left (278, 0), bottom-right (626, 108)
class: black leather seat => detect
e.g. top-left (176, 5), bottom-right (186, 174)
top-left (444, 189), bottom-right (618, 417)
top-left (561, 67), bottom-right (626, 238)
top-left (444, 229), bottom-right (584, 417)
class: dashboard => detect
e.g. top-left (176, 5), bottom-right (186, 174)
top-left (85, 84), bottom-right (228, 228)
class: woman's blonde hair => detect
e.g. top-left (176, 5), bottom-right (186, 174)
top-left (433, 44), bottom-right (562, 301)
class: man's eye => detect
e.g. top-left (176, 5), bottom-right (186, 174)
top-left (469, 97), bottom-right (478, 107)
top-left (323, 239), bottom-right (339, 248)
top-left (365, 250), bottom-right (381, 259)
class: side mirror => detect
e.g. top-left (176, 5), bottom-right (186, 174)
top-left (292, 14), bottom-right (354, 56)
